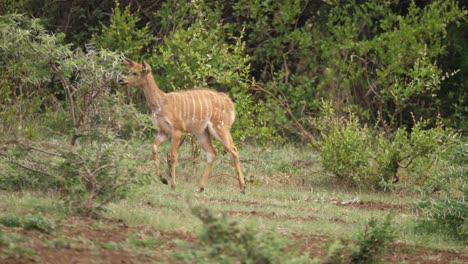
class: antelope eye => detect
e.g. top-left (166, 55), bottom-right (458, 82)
top-left (132, 72), bottom-right (138, 76)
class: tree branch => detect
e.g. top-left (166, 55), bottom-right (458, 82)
top-left (252, 84), bottom-right (318, 148)
top-left (0, 153), bottom-right (56, 178)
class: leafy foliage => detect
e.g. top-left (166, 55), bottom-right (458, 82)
top-left (314, 0), bottom-right (466, 129)
top-left (316, 101), bottom-right (372, 183)
top-left (416, 140), bottom-right (467, 241)
top-left (0, 214), bottom-right (55, 234)
top-left (315, 101), bottom-right (458, 189)
top-left (176, 206), bottom-right (309, 263)
top-left (0, 14), bottom-right (150, 215)
top-left (321, 214), bottom-right (398, 264)
top-left (0, 14), bottom-right (71, 136)
top-left (349, 214), bottom-right (398, 264)
top-left (92, 0), bottom-right (155, 61)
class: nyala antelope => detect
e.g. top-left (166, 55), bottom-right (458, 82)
top-left (118, 59), bottom-right (246, 193)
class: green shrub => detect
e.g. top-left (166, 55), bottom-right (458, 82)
top-left (175, 206), bottom-right (309, 263)
top-left (127, 232), bottom-right (164, 249)
top-left (350, 214), bottom-right (398, 264)
top-left (416, 140), bottom-right (467, 242)
top-left (0, 214), bottom-right (55, 234)
top-left (1, 131), bottom-right (146, 217)
top-left (321, 214), bottom-right (397, 264)
top-left (92, 0), bottom-right (155, 60)
top-left (46, 235), bottom-right (73, 249)
top-left (0, 14), bottom-right (150, 216)
top-left (21, 214), bottom-right (55, 234)
top-left (46, 137), bottom-right (144, 215)
top-left (323, 240), bottom-right (348, 264)
top-left (315, 101), bottom-right (458, 189)
top-left (0, 216), bottom-right (22, 228)
top-left (316, 101), bottom-right (372, 184)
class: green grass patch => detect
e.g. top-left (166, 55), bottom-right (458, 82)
top-left (0, 213), bottom-right (55, 234)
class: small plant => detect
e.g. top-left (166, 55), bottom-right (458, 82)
top-left (0, 230), bottom-right (35, 259)
top-left (0, 230), bottom-right (28, 245)
top-left (21, 213), bottom-right (56, 234)
top-left (0, 214), bottom-right (55, 234)
top-left (0, 216), bottom-right (22, 228)
top-left (321, 214), bottom-right (397, 264)
top-left (323, 240), bottom-right (348, 264)
top-left (176, 206), bottom-right (309, 263)
top-left (349, 214), bottom-right (398, 264)
top-left (94, 241), bottom-right (123, 250)
top-left (2, 244), bottom-right (36, 259)
top-left (46, 235), bottom-right (73, 249)
top-left (127, 233), bottom-right (164, 249)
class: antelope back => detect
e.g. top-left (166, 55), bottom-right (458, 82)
top-left (160, 89), bottom-right (235, 133)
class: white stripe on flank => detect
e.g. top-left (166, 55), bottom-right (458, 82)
top-left (185, 93), bottom-right (190, 123)
top-left (213, 93), bottom-right (220, 122)
top-left (221, 96), bottom-right (226, 125)
top-left (195, 91), bottom-right (203, 121)
top-left (202, 91), bottom-right (211, 120)
top-left (177, 94), bottom-right (185, 120)
top-left (190, 92), bottom-right (196, 122)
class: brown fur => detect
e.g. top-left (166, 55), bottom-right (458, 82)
top-left (119, 59), bottom-right (246, 193)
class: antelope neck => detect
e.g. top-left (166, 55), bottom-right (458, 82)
top-left (142, 74), bottom-right (165, 111)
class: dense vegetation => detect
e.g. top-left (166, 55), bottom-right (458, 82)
top-left (0, 0), bottom-right (467, 257)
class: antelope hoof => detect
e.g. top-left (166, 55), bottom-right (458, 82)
top-left (160, 177), bottom-right (169, 185)
top-left (198, 187), bottom-right (205, 193)
top-left (171, 185), bottom-right (176, 190)
top-left (240, 183), bottom-right (247, 194)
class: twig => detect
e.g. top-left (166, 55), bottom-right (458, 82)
top-left (252, 84), bottom-right (318, 148)
top-left (0, 153), bottom-right (56, 178)
top-left (24, 144), bottom-right (63, 157)
top-left (50, 63), bottom-right (77, 128)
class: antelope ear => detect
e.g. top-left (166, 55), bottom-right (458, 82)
top-left (124, 58), bottom-right (136, 67)
top-left (142, 60), bottom-right (152, 72)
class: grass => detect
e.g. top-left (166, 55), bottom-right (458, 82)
top-left (0, 142), bottom-right (466, 262)
top-left (106, 180), bottom-right (459, 250)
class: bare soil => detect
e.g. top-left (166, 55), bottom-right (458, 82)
top-left (1, 199), bottom-right (467, 264)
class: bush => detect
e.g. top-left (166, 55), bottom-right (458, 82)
top-left (321, 214), bottom-right (397, 264)
top-left (0, 14), bottom-right (150, 216)
top-left (1, 136), bottom-right (145, 216)
top-left (316, 101), bottom-right (372, 184)
top-left (92, 0), bottom-right (155, 60)
top-left (416, 140), bottom-right (467, 242)
top-left (175, 206), bottom-right (309, 263)
top-left (349, 214), bottom-right (398, 263)
top-left (315, 100), bottom-right (458, 189)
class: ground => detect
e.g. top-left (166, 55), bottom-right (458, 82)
top-left (1, 198), bottom-right (466, 264)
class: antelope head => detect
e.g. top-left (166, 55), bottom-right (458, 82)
top-left (118, 59), bottom-right (152, 87)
